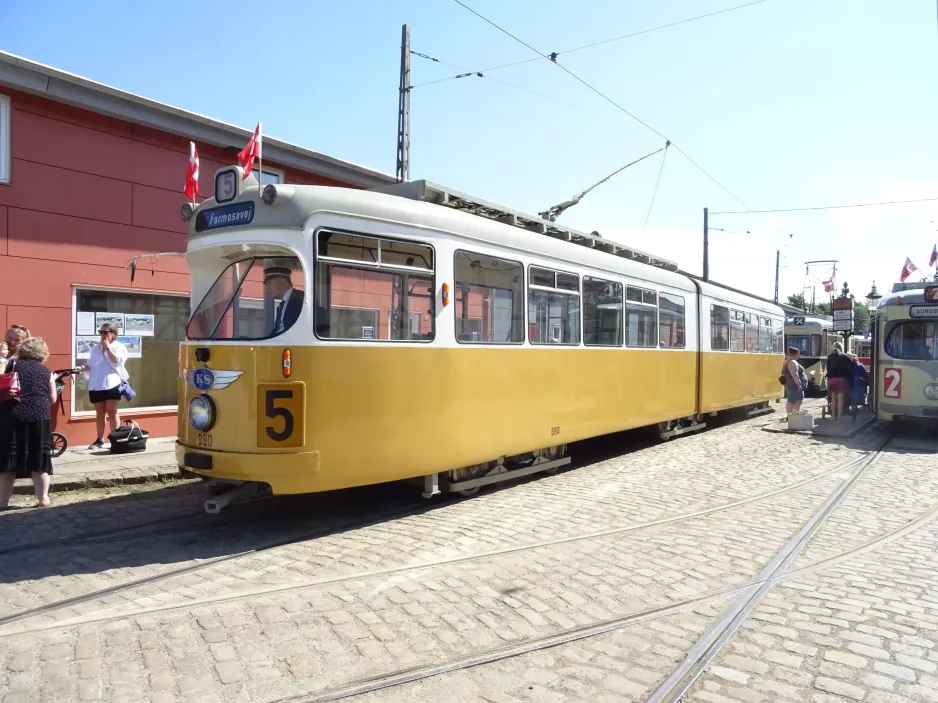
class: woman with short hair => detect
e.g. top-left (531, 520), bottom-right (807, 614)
top-left (0, 336), bottom-right (57, 507)
top-left (79, 322), bottom-right (128, 449)
top-left (0, 325), bottom-right (29, 374)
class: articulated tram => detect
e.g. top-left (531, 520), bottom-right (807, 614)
top-left (874, 282), bottom-right (938, 423)
top-left (175, 167), bottom-right (784, 508)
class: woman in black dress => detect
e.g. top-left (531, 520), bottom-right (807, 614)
top-left (0, 337), bottom-right (57, 507)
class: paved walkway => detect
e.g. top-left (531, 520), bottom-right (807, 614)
top-left (13, 436), bottom-right (181, 494)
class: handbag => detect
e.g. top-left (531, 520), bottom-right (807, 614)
top-left (0, 362), bottom-right (21, 404)
top-left (107, 419), bottom-right (149, 454)
top-left (101, 345), bottom-right (135, 402)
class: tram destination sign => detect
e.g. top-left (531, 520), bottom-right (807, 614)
top-left (195, 201), bottom-right (255, 233)
top-left (910, 304), bottom-right (938, 318)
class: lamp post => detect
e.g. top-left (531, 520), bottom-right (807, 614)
top-left (865, 281), bottom-right (882, 332)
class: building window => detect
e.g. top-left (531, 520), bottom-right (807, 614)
top-left (659, 293), bottom-right (685, 348)
top-left (583, 277), bottom-right (623, 346)
top-left (711, 305), bottom-right (729, 350)
top-left (625, 286), bottom-right (657, 347)
top-left (73, 289), bottom-right (189, 412)
top-left (259, 167), bottom-right (284, 186)
top-left (528, 267), bottom-right (580, 345)
top-left (0, 93), bottom-right (10, 184)
top-left (454, 251), bottom-right (524, 344)
top-left (315, 230), bottom-right (434, 341)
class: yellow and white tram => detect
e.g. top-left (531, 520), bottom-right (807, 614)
top-left (874, 282), bottom-right (938, 423)
top-left (175, 169), bottom-right (784, 505)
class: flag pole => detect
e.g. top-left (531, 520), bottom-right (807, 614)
top-left (257, 122), bottom-right (262, 191)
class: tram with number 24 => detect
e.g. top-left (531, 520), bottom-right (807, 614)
top-left (174, 166), bottom-right (785, 510)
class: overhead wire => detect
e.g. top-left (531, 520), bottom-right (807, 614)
top-left (426, 0), bottom-right (774, 82)
top-left (713, 195), bottom-right (938, 214)
top-left (409, 51), bottom-right (591, 111)
top-left (450, 0), bottom-right (787, 236)
top-left (643, 141), bottom-right (670, 228)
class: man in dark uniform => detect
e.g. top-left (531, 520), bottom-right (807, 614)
top-left (264, 264), bottom-right (304, 335)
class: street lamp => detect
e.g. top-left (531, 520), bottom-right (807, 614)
top-left (866, 281), bottom-right (882, 334)
top-left (866, 281), bottom-right (882, 313)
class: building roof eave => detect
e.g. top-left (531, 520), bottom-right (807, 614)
top-left (0, 50), bottom-right (396, 189)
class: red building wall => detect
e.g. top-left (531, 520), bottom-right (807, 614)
top-left (0, 87), bottom-right (356, 444)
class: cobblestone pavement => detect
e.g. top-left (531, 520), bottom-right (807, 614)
top-left (0, 402), bottom-right (936, 703)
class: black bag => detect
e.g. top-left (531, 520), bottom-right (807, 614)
top-left (108, 420), bottom-right (149, 453)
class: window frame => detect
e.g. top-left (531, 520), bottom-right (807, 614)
top-left (658, 292), bottom-right (686, 349)
top-left (711, 304), bottom-right (729, 351)
top-left (0, 93), bottom-right (9, 185)
top-left (625, 285), bottom-right (658, 348)
top-left (314, 228), bottom-right (436, 343)
top-left (257, 166), bottom-right (285, 186)
top-left (583, 276), bottom-right (624, 347)
top-left (71, 284), bottom-right (188, 418)
top-left (884, 321), bottom-right (938, 361)
top-left (527, 265), bottom-right (581, 346)
top-left (453, 249), bottom-right (525, 345)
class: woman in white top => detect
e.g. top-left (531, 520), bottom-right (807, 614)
top-left (77, 322), bottom-right (128, 449)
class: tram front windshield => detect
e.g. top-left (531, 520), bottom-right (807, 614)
top-left (187, 255), bottom-right (303, 340)
top-left (787, 334), bottom-right (819, 356)
top-left (885, 321), bottom-right (938, 361)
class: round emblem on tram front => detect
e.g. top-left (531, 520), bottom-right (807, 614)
top-left (192, 367), bottom-right (216, 392)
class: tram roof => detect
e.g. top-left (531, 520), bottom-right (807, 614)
top-left (879, 281), bottom-right (938, 307)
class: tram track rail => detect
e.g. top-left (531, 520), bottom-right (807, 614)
top-left (0, 426), bottom-right (890, 637)
top-left (269, 434), bottom-right (927, 703)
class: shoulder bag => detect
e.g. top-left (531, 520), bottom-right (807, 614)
top-left (0, 361), bottom-right (21, 404)
top-left (101, 346), bottom-right (136, 402)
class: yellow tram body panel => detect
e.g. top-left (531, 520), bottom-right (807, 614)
top-left (178, 344), bottom-right (703, 494)
top-left (699, 352), bottom-right (783, 413)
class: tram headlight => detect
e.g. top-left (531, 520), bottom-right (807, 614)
top-left (262, 184), bottom-right (278, 206)
top-left (924, 384), bottom-right (938, 401)
top-left (188, 394), bottom-right (216, 432)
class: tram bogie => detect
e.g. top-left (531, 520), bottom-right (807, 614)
top-left (173, 168), bottom-right (785, 507)
top-left (873, 283), bottom-right (938, 423)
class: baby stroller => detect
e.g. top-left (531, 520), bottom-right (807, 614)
top-left (50, 368), bottom-right (79, 457)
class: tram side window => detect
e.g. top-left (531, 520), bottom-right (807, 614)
top-left (625, 286), bottom-right (657, 347)
top-left (729, 310), bottom-right (745, 352)
top-left (811, 334), bottom-right (822, 357)
top-left (885, 321), bottom-right (938, 361)
top-left (659, 293), bottom-right (685, 348)
top-left (454, 251), bottom-right (524, 344)
top-left (315, 231), bottom-right (434, 341)
top-left (711, 305), bottom-right (729, 350)
top-left (744, 312), bottom-right (759, 353)
top-left (774, 322), bottom-right (784, 354)
top-left (528, 267), bottom-right (581, 345)
top-left (759, 317), bottom-right (773, 353)
top-left (583, 277), bottom-right (623, 346)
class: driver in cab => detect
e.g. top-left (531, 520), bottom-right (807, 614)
top-left (265, 264), bottom-right (304, 335)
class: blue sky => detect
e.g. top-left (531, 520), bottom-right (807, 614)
top-left (4, 0), bottom-right (938, 303)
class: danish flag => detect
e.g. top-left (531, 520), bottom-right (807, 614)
top-left (238, 122), bottom-right (262, 180)
top-left (822, 276), bottom-right (834, 293)
top-left (900, 257), bottom-right (918, 283)
top-left (930, 244), bottom-right (937, 267)
top-left (184, 142), bottom-right (199, 201)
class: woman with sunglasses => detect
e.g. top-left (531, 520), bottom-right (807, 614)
top-left (0, 326), bottom-right (30, 374)
top-left (76, 323), bottom-right (128, 449)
